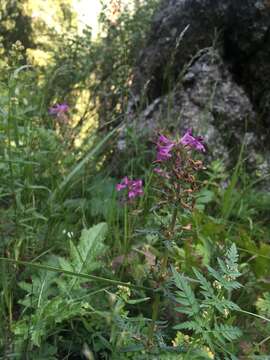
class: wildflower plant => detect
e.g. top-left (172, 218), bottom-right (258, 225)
top-left (115, 129), bottom-right (206, 273)
top-left (113, 129), bottom-right (246, 358)
top-left (115, 176), bottom-right (144, 255)
top-left (144, 130), bottom-right (207, 342)
top-left (153, 130), bottom-right (206, 243)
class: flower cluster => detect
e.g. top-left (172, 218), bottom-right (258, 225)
top-left (116, 129), bottom-right (205, 203)
top-left (156, 129), bottom-right (205, 163)
top-left (116, 176), bottom-right (143, 200)
top-left (49, 103), bottom-right (69, 115)
top-left (153, 129), bottom-right (206, 211)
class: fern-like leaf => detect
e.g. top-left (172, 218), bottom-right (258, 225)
top-left (174, 321), bottom-right (202, 333)
top-left (192, 267), bottom-right (215, 299)
top-left (226, 244), bottom-right (239, 269)
top-left (172, 267), bottom-right (200, 316)
top-left (213, 324), bottom-right (242, 342)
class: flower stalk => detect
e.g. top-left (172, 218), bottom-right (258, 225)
top-left (149, 130), bottom-right (206, 343)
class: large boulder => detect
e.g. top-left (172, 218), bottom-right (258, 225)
top-left (132, 0), bottom-right (270, 123)
top-left (119, 0), bottom-right (270, 178)
top-left (133, 50), bottom-right (257, 162)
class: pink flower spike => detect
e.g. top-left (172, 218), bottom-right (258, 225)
top-left (128, 179), bottom-right (143, 198)
top-left (116, 177), bottom-right (143, 199)
top-left (156, 145), bottom-right (174, 161)
top-left (132, 179), bottom-right (142, 187)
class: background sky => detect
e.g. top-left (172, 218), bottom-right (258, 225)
top-left (73, 0), bottom-right (102, 35)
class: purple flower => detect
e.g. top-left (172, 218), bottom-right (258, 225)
top-left (179, 128), bottom-right (206, 153)
top-left (49, 103), bottom-right (69, 115)
top-left (158, 134), bottom-right (174, 145)
top-left (156, 134), bottom-right (175, 162)
top-left (116, 177), bottom-right (143, 200)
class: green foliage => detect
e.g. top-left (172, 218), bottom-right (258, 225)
top-left (0, 0), bottom-right (33, 57)
top-left (91, 0), bottom-right (160, 127)
top-left (12, 223), bottom-right (108, 355)
top-left (256, 293), bottom-right (270, 318)
top-left (0, 1), bottom-right (270, 359)
top-left (59, 222), bottom-right (108, 277)
top-left (172, 244), bottom-right (242, 358)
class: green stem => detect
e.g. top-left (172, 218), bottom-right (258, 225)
top-left (161, 205), bottom-right (178, 275)
top-left (237, 309), bottom-right (270, 324)
top-left (6, 90), bottom-right (17, 222)
top-left (170, 205), bottom-right (178, 234)
top-left (0, 257), bottom-right (155, 292)
top-left (149, 204), bottom-right (178, 342)
top-left (124, 204), bottom-right (129, 253)
top-left (149, 293), bottom-right (160, 343)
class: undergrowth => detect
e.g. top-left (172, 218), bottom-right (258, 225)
top-left (0, 2), bottom-right (270, 360)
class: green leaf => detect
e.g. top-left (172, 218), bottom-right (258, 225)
top-left (213, 324), bottom-right (242, 342)
top-left (172, 267), bottom-right (200, 316)
top-left (174, 321), bottom-right (201, 332)
top-left (127, 297), bottom-right (150, 304)
top-left (69, 222), bottom-right (108, 274)
top-left (256, 293), bottom-right (270, 317)
top-left (192, 267), bottom-right (214, 298)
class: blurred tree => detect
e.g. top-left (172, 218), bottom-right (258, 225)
top-left (0, 0), bottom-right (33, 58)
top-left (93, 0), bottom-right (160, 129)
top-left (0, 0), bottom-right (159, 136)
top-left (0, 0), bottom-right (77, 60)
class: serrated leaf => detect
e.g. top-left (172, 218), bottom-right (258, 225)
top-left (214, 324), bottom-right (242, 342)
top-left (206, 265), bottom-right (222, 283)
top-left (192, 267), bottom-right (214, 298)
top-left (226, 244), bottom-right (239, 268)
top-left (70, 222), bottom-right (108, 274)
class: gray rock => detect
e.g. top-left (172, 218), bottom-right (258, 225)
top-left (132, 0), bottom-right (270, 128)
top-left (132, 50), bottom-right (256, 164)
top-left (120, 0), bottom-right (270, 184)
